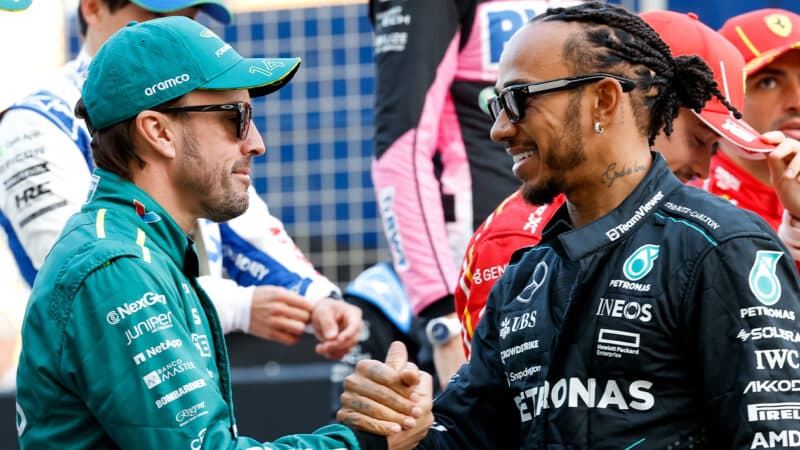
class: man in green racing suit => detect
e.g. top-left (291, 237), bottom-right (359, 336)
top-left (15, 16), bottom-right (386, 450)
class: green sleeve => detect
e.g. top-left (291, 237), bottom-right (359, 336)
top-left (61, 256), bottom-right (360, 449)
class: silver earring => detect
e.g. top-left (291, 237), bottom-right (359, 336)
top-left (594, 121), bottom-right (604, 134)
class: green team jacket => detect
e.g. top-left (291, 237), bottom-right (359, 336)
top-left (15, 169), bottom-right (366, 449)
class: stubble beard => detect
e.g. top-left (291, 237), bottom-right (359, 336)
top-left (179, 131), bottom-right (249, 223)
top-left (522, 92), bottom-right (586, 205)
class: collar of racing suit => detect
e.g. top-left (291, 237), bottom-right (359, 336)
top-left (543, 152), bottom-right (682, 261)
top-left (86, 168), bottom-right (200, 277)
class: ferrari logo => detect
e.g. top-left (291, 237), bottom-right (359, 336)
top-left (766, 14), bottom-right (792, 38)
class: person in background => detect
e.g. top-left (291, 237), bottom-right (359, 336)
top-left (714, 9), bottom-right (800, 265)
top-left (0, 0), bottom-right (32, 393)
top-left (336, 3), bottom-right (800, 448)
top-left (368, 0), bottom-right (584, 389)
top-left (0, 0), bottom-right (361, 372)
top-left (15, 16), bottom-right (381, 449)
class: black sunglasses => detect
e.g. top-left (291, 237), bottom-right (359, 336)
top-left (154, 102), bottom-right (253, 140)
top-left (488, 73), bottom-right (637, 123)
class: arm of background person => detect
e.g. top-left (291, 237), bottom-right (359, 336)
top-left (216, 186), bottom-right (362, 357)
top-left (764, 131), bottom-right (800, 270)
top-left (197, 276), bottom-right (314, 345)
top-left (0, 100), bottom-right (93, 282)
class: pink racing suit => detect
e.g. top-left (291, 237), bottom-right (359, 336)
top-left (369, 0), bottom-right (582, 317)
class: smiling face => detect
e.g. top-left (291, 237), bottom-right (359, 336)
top-left (744, 50), bottom-right (800, 139)
top-left (490, 20), bottom-right (591, 205)
top-left (170, 89), bottom-right (265, 222)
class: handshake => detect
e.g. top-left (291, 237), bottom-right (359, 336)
top-left (337, 341), bottom-right (435, 450)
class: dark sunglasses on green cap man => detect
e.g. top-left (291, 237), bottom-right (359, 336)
top-left (78, 16), bottom-right (301, 134)
top-left (130, 0), bottom-right (233, 24)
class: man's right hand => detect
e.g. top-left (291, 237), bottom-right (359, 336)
top-left (248, 286), bottom-right (314, 344)
top-left (337, 341), bottom-right (434, 447)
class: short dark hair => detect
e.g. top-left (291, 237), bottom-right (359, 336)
top-left (77, 0), bottom-right (131, 37)
top-left (535, 1), bottom-right (741, 145)
top-left (74, 96), bottom-right (187, 181)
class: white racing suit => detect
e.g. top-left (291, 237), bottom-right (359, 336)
top-left (0, 50), bottom-right (340, 334)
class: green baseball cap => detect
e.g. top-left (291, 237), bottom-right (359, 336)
top-left (0, 0), bottom-right (31, 11)
top-left (80, 16), bottom-right (301, 133)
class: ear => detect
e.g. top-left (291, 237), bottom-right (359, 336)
top-left (590, 77), bottom-right (626, 130)
top-left (133, 111), bottom-right (178, 160)
top-left (80, 0), bottom-right (101, 26)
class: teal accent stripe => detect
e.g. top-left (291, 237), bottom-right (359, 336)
top-left (655, 213), bottom-right (718, 246)
top-left (625, 438), bottom-right (646, 449)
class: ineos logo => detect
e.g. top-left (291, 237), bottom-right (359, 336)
top-left (515, 262), bottom-right (548, 303)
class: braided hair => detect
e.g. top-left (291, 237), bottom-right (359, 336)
top-left (533, 1), bottom-right (741, 145)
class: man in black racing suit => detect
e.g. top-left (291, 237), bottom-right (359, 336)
top-left (335, 3), bottom-right (800, 449)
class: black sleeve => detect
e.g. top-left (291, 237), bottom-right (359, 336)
top-left (418, 263), bottom-right (520, 449)
top-left (685, 235), bottom-right (800, 449)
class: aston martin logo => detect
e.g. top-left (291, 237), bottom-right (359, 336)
top-left (766, 14), bottom-right (792, 38)
top-left (249, 60), bottom-right (287, 77)
top-left (199, 29), bottom-right (219, 39)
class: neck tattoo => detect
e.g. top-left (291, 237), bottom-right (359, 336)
top-left (600, 161), bottom-right (646, 188)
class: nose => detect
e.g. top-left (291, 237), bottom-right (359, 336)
top-left (785, 77), bottom-right (800, 114)
top-left (489, 112), bottom-right (517, 143)
top-left (243, 120), bottom-right (266, 157)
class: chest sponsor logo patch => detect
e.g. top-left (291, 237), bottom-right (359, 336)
top-left (596, 328), bottom-right (640, 358)
top-left (749, 250), bottom-right (783, 306)
top-left (499, 311), bottom-right (537, 340)
top-left (622, 244), bottom-right (659, 281)
top-left (515, 261), bottom-right (548, 303)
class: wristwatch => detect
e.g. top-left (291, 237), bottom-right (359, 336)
top-left (425, 317), bottom-right (461, 347)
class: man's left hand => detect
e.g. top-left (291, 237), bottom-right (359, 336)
top-left (310, 297), bottom-right (363, 359)
top-left (765, 131), bottom-right (800, 216)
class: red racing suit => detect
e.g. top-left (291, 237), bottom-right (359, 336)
top-left (695, 151), bottom-right (783, 230)
top-left (694, 151), bottom-right (800, 271)
top-left (454, 190), bottom-right (564, 356)
top-left (369, 0), bottom-right (582, 318)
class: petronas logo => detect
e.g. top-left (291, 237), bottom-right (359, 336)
top-left (623, 244), bottom-right (660, 281)
top-left (749, 251), bottom-right (783, 305)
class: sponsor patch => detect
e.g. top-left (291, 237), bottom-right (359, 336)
top-left (596, 328), bottom-right (640, 359)
top-left (513, 378), bottom-right (654, 422)
top-left (749, 251), bottom-right (783, 306)
top-left (499, 311), bottom-right (537, 340)
top-left (155, 379), bottom-right (207, 409)
top-left (622, 245), bottom-right (659, 281)
top-left (515, 261), bottom-right (547, 303)
top-left (747, 402), bottom-right (800, 422)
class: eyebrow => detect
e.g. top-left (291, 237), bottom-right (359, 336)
top-left (751, 67), bottom-right (785, 79)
